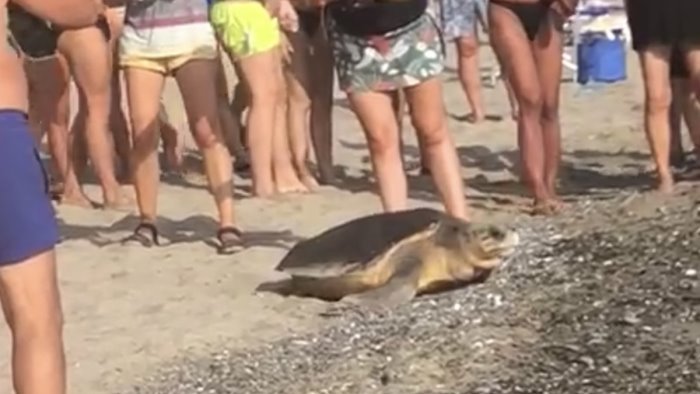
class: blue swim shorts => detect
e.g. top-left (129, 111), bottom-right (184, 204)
top-left (0, 109), bottom-right (59, 266)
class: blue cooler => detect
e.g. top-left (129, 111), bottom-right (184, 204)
top-left (576, 30), bottom-right (627, 85)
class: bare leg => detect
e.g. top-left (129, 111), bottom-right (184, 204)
top-left (502, 70), bottom-right (519, 121)
top-left (455, 34), bottom-right (486, 123)
top-left (532, 11), bottom-right (565, 203)
top-left (683, 48), bottom-right (700, 153)
top-left (405, 78), bottom-right (468, 220)
top-left (26, 56), bottom-right (91, 207)
top-left (639, 46), bottom-right (674, 193)
top-left (284, 29), bottom-right (319, 190)
top-left (670, 78), bottom-right (686, 167)
top-left (308, 27), bottom-right (335, 184)
top-left (105, 8), bottom-right (131, 180)
top-left (124, 67), bottom-right (165, 224)
top-left (271, 53), bottom-right (308, 194)
top-left (230, 62), bottom-right (250, 148)
top-left (214, 55), bottom-right (249, 170)
top-left (349, 90), bottom-right (407, 211)
top-left (235, 48), bottom-right (283, 197)
top-left (174, 59), bottom-right (236, 228)
top-left (489, 2), bottom-right (551, 209)
top-left (0, 251), bottom-right (65, 394)
top-left (158, 106), bottom-right (183, 173)
top-left (58, 26), bottom-right (128, 208)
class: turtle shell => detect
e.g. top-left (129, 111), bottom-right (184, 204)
top-left (276, 208), bottom-right (444, 278)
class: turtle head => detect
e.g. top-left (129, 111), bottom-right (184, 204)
top-left (435, 219), bottom-right (519, 270)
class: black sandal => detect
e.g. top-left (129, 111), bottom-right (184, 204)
top-left (216, 227), bottom-right (245, 255)
top-left (122, 222), bottom-right (160, 247)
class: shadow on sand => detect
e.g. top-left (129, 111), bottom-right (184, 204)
top-left (58, 214), bottom-right (303, 251)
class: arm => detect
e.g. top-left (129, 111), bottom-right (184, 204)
top-left (11, 0), bottom-right (100, 28)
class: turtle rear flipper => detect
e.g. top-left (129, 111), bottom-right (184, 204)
top-left (319, 253), bottom-right (423, 317)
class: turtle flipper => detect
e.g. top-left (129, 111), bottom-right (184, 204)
top-left (319, 253), bottom-right (423, 317)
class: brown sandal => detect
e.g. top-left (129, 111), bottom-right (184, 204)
top-left (216, 227), bottom-right (245, 255)
top-left (122, 222), bottom-right (160, 247)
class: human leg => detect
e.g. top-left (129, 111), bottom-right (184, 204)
top-left (638, 46), bottom-right (674, 192)
top-left (123, 65), bottom-right (165, 233)
top-left (308, 25), bottom-right (335, 184)
top-left (58, 24), bottom-right (127, 208)
top-left (0, 111), bottom-right (65, 394)
top-left (105, 7), bottom-right (131, 179)
top-left (26, 55), bottom-right (91, 207)
top-left (284, 29), bottom-right (319, 190)
top-left (349, 91), bottom-right (407, 212)
top-left (174, 58), bottom-right (237, 232)
top-left (532, 9), bottom-right (565, 202)
top-left (456, 34), bottom-right (486, 123)
top-left (404, 78), bottom-right (468, 219)
top-left (489, 1), bottom-right (552, 210)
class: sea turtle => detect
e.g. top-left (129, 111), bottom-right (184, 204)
top-left (257, 208), bottom-right (519, 310)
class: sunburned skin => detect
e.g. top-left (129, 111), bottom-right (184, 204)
top-left (0, 0), bottom-right (29, 112)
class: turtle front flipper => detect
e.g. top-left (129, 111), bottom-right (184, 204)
top-left (319, 253), bottom-right (423, 317)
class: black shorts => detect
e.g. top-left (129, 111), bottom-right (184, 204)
top-left (626, 0), bottom-right (700, 52)
top-left (7, 4), bottom-right (111, 60)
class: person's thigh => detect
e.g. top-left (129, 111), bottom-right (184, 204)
top-left (488, 3), bottom-right (542, 108)
top-left (348, 90), bottom-right (400, 151)
top-left (57, 25), bottom-right (111, 99)
top-left (173, 57), bottom-right (224, 144)
top-left (639, 46), bottom-right (672, 112)
top-left (403, 77), bottom-right (448, 142)
top-left (123, 66), bottom-right (166, 145)
top-left (284, 30), bottom-right (313, 104)
top-left (532, 11), bottom-right (564, 114)
top-left (685, 46), bottom-right (700, 98)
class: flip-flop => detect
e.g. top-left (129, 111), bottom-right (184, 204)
top-left (121, 222), bottom-right (160, 247)
top-left (216, 227), bottom-right (245, 255)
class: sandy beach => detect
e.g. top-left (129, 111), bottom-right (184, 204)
top-left (1, 42), bottom-right (694, 393)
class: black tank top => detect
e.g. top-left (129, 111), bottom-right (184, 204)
top-left (328, 0), bottom-right (428, 37)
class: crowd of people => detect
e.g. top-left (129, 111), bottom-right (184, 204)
top-left (2, 0), bottom-right (700, 393)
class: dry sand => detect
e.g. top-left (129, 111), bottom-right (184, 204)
top-left (0, 43), bottom-right (686, 393)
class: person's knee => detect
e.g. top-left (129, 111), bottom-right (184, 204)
top-left (457, 36), bottom-right (479, 58)
top-left (411, 113), bottom-right (448, 147)
top-left (541, 100), bottom-right (560, 123)
top-left (191, 116), bottom-right (225, 150)
top-left (646, 88), bottom-right (671, 116)
top-left (365, 125), bottom-right (400, 157)
top-left (249, 80), bottom-right (284, 108)
top-left (518, 90), bottom-right (544, 117)
top-left (130, 116), bottom-right (160, 155)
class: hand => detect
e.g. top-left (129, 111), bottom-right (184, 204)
top-left (551, 0), bottom-right (577, 18)
top-left (277, 0), bottom-right (299, 33)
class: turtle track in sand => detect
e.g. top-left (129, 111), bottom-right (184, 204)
top-left (125, 188), bottom-right (700, 394)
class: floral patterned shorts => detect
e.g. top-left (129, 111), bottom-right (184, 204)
top-left (328, 12), bottom-right (445, 93)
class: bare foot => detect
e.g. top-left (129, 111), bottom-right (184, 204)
top-left (300, 172), bottom-right (320, 191)
top-left (275, 180), bottom-right (309, 194)
top-left (465, 112), bottom-right (485, 124)
top-left (164, 143), bottom-right (183, 173)
top-left (60, 189), bottom-right (94, 209)
top-left (102, 188), bottom-right (133, 211)
top-left (252, 183), bottom-right (276, 198)
top-left (530, 198), bottom-right (561, 216)
top-left (656, 175), bottom-right (674, 195)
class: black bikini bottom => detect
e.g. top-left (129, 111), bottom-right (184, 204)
top-left (7, 4), bottom-right (111, 60)
top-left (297, 8), bottom-right (323, 37)
top-left (490, 0), bottom-right (551, 41)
